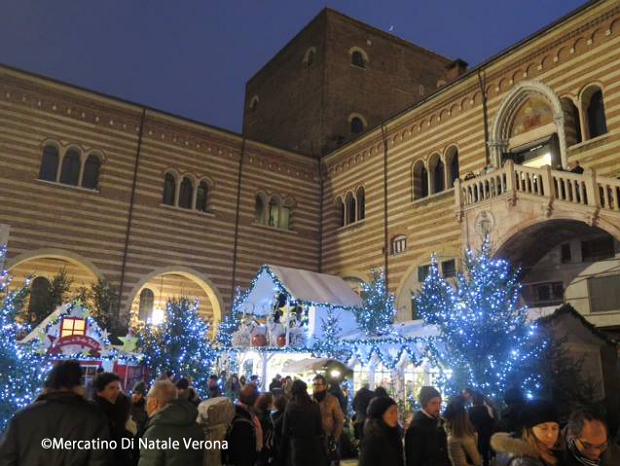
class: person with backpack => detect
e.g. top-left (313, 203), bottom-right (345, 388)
top-left (282, 380), bottom-right (327, 466)
top-left (225, 383), bottom-right (263, 466)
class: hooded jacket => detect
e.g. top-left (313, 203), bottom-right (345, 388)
top-left (138, 398), bottom-right (204, 466)
top-left (359, 419), bottom-right (404, 466)
top-left (0, 391), bottom-right (110, 466)
top-left (490, 432), bottom-right (556, 466)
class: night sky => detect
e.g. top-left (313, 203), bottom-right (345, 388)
top-left (0, 0), bottom-right (586, 133)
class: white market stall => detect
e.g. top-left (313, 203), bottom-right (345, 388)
top-left (228, 265), bottom-right (362, 388)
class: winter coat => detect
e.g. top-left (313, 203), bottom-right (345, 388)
top-left (446, 431), bottom-right (482, 466)
top-left (257, 409), bottom-right (276, 466)
top-left (282, 398), bottom-right (327, 466)
top-left (469, 405), bottom-right (495, 461)
top-left (359, 419), bottom-right (404, 466)
top-left (208, 385), bottom-right (222, 399)
top-left (329, 385), bottom-right (347, 416)
top-left (225, 404), bottom-right (259, 466)
top-left (131, 398), bottom-right (149, 436)
top-left (0, 390), bottom-right (111, 466)
top-left (272, 409), bottom-right (286, 466)
top-left (138, 398), bottom-right (204, 466)
top-left (490, 432), bottom-right (556, 466)
top-left (313, 391), bottom-right (344, 440)
top-left (93, 393), bottom-right (135, 465)
top-left (353, 388), bottom-right (374, 424)
top-left (404, 410), bottom-right (450, 466)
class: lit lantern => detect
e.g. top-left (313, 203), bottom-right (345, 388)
top-left (277, 334), bottom-right (287, 347)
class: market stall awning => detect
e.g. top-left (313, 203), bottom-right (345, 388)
top-left (281, 357), bottom-right (352, 375)
top-left (239, 264), bottom-right (362, 316)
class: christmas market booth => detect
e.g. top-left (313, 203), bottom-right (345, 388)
top-left (20, 302), bottom-right (143, 390)
top-left (225, 265), bottom-right (362, 387)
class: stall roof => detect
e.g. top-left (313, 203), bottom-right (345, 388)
top-left (240, 265), bottom-right (362, 315)
top-left (281, 357), bottom-right (353, 375)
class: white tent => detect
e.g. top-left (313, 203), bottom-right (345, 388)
top-left (237, 265), bottom-right (362, 346)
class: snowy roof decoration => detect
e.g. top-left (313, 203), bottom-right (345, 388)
top-left (238, 264), bottom-right (362, 316)
top-left (340, 319), bottom-right (440, 341)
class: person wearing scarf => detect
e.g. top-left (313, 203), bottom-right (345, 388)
top-left (563, 410), bottom-right (620, 466)
top-left (359, 396), bottom-right (404, 466)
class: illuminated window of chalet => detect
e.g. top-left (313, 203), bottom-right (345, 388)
top-left (61, 317), bottom-right (86, 337)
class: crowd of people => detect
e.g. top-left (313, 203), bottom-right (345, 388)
top-left (1, 361), bottom-right (620, 466)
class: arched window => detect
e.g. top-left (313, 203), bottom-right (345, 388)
top-left (38, 145), bottom-right (59, 182)
top-left (413, 161), bottom-right (428, 200)
top-left (356, 187), bottom-right (365, 221)
top-left (583, 87), bottom-right (607, 139)
top-left (59, 149), bottom-right (81, 186)
top-left (138, 288), bottom-right (154, 321)
top-left (335, 197), bottom-right (345, 227)
top-left (429, 155), bottom-right (445, 194)
top-left (561, 98), bottom-right (582, 146)
top-left (254, 193), bottom-right (266, 224)
top-left (179, 176), bottom-right (193, 209)
top-left (196, 180), bottom-right (209, 212)
top-left (345, 192), bottom-right (356, 225)
top-left (268, 196), bottom-right (281, 227)
top-left (82, 154), bottom-right (101, 189)
top-left (28, 276), bottom-right (50, 318)
top-left (445, 147), bottom-right (459, 188)
top-left (392, 235), bottom-right (407, 255)
top-left (162, 173), bottom-right (176, 206)
top-left (280, 199), bottom-right (294, 230)
top-left (350, 117), bottom-right (364, 134)
top-left (351, 51), bottom-right (365, 68)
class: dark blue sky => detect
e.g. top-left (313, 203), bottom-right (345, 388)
top-left (0, 0), bottom-right (586, 133)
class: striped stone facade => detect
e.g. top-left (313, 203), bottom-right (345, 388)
top-left (1, 0), bottom-right (620, 332)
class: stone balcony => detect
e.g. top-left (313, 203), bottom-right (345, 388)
top-left (454, 160), bottom-right (620, 256)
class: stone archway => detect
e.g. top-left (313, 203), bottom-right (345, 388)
top-left (492, 218), bottom-right (620, 327)
top-left (489, 80), bottom-right (567, 169)
top-left (126, 266), bottom-right (224, 331)
top-left (394, 245), bottom-right (463, 322)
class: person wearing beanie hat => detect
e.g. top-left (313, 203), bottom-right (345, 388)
top-left (491, 400), bottom-right (563, 466)
top-left (130, 380), bottom-right (149, 463)
top-left (405, 386), bottom-right (450, 466)
top-left (359, 397), bottom-right (404, 466)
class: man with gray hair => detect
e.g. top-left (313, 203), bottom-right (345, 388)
top-left (138, 380), bottom-right (204, 466)
top-left (563, 409), bottom-right (620, 466)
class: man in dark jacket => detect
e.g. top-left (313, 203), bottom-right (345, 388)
top-left (353, 384), bottom-right (374, 440)
top-left (226, 383), bottom-right (262, 466)
top-left (138, 379), bottom-right (204, 466)
top-left (497, 387), bottom-right (525, 434)
top-left (0, 360), bottom-right (110, 466)
top-left (405, 386), bottom-right (450, 466)
top-left (208, 374), bottom-right (222, 398)
top-left (563, 409), bottom-right (620, 466)
top-left (93, 371), bottom-right (134, 464)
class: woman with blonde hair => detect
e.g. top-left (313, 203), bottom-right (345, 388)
top-left (491, 400), bottom-right (563, 466)
top-left (443, 396), bottom-right (482, 466)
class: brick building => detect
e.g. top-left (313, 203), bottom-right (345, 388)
top-left (1, 0), bottom-right (620, 345)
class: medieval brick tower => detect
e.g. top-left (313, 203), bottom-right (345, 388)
top-left (242, 8), bottom-right (465, 157)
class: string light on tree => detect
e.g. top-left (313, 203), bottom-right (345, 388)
top-left (355, 268), bottom-right (397, 337)
top-left (0, 245), bottom-right (48, 433)
top-left (414, 238), bottom-right (547, 401)
top-left (137, 297), bottom-right (216, 394)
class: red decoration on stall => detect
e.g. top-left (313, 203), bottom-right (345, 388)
top-left (252, 334), bottom-right (267, 347)
top-left (277, 334), bottom-right (287, 347)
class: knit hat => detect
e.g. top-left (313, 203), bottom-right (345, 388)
top-left (132, 381), bottom-right (147, 395)
top-left (418, 386), bottom-right (441, 408)
top-left (367, 396), bottom-right (397, 420)
top-left (176, 377), bottom-right (189, 390)
top-left (520, 400), bottom-right (559, 428)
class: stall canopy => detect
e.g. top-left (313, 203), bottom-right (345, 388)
top-left (282, 357), bottom-right (353, 377)
top-left (238, 265), bottom-right (362, 345)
